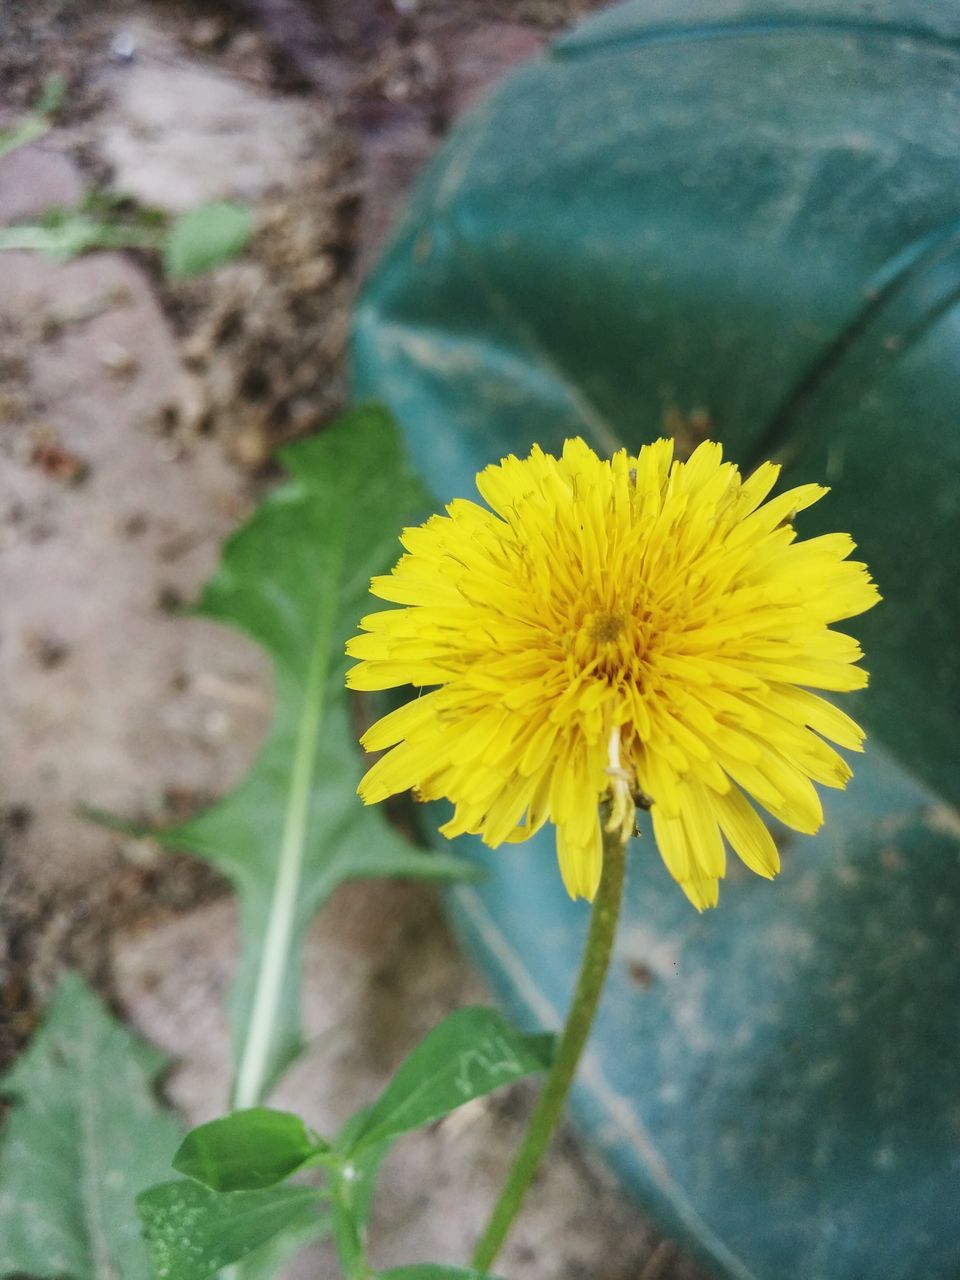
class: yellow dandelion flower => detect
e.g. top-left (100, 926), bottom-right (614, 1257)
top-left (346, 437), bottom-right (880, 910)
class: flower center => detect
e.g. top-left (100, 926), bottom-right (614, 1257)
top-left (571, 610), bottom-right (639, 676)
top-left (589, 612), bottom-right (625, 645)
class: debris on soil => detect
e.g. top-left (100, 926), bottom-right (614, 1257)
top-left (28, 433), bottom-right (90, 485)
top-left (21, 631), bottom-right (70, 669)
top-left (160, 146), bottom-right (360, 470)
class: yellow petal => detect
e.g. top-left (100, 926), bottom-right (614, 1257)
top-left (710, 786), bottom-right (780, 878)
top-left (556, 818), bottom-right (603, 901)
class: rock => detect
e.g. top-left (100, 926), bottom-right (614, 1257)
top-left (96, 21), bottom-right (332, 212)
top-left (0, 249), bottom-right (270, 897)
top-left (0, 145), bottom-right (84, 226)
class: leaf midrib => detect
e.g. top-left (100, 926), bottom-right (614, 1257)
top-left (232, 512), bottom-right (348, 1109)
top-left (77, 1027), bottom-right (119, 1280)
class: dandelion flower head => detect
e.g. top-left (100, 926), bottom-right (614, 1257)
top-left (347, 437), bottom-right (879, 909)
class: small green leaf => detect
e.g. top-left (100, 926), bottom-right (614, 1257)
top-left (163, 201), bottom-right (253, 278)
top-left (136, 1179), bottom-right (326, 1280)
top-left (0, 212), bottom-right (156, 261)
top-left (379, 1268), bottom-right (503, 1280)
top-left (35, 72), bottom-right (67, 117)
top-left (342, 1007), bottom-right (554, 1155)
top-left (0, 115), bottom-right (48, 160)
top-left (174, 1107), bottom-right (329, 1191)
top-left (0, 972), bottom-right (183, 1280)
top-left (0, 74), bottom-right (65, 159)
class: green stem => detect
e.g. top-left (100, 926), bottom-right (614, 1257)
top-left (472, 824), bottom-right (628, 1270)
top-left (331, 1165), bottom-right (374, 1280)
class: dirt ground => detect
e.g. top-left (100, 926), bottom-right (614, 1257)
top-left (0, 3), bottom-right (707, 1276)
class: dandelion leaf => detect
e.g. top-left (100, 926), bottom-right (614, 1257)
top-left (137, 1180), bottom-right (327, 1280)
top-left (154, 405), bottom-right (476, 1096)
top-left (0, 972), bottom-right (182, 1280)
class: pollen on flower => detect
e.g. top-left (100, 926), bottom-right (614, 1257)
top-left (589, 613), bottom-right (626, 645)
top-left (346, 436), bottom-right (880, 910)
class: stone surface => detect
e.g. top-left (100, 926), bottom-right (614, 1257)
top-left (0, 247), bottom-right (270, 896)
top-left (0, 144), bottom-right (84, 226)
top-left (96, 18), bottom-right (331, 212)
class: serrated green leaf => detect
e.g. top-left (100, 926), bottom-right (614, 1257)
top-left (152, 405), bottom-right (478, 1105)
top-left (174, 1107), bottom-right (329, 1191)
top-left (0, 972), bottom-right (183, 1280)
top-left (163, 201), bottom-right (253, 278)
top-left (379, 1268), bottom-right (502, 1280)
top-left (136, 1179), bottom-right (326, 1280)
top-left (341, 1007), bottom-right (554, 1156)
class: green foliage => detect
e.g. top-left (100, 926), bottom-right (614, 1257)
top-left (0, 73), bottom-right (248, 275)
top-left (163, 201), bottom-right (254, 278)
top-left (0, 198), bottom-right (163, 260)
top-left (155, 1007), bottom-right (552, 1276)
top-left (153, 405), bottom-right (477, 1105)
top-left (34, 73), bottom-right (68, 117)
top-left (339, 1007), bottom-right (554, 1156)
top-left (230, 1210), bottom-right (332, 1280)
top-left (0, 972), bottom-right (182, 1280)
top-left (328, 1136), bottom-right (389, 1263)
top-left (0, 74), bottom-right (65, 159)
top-left (174, 1108), bottom-right (329, 1191)
top-left (136, 1180), bottom-right (328, 1280)
top-left (0, 192), bottom-right (251, 277)
top-left (326, 1008), bottom-right (550, 1276)
top-left (124, 408), bottom-right (499, 1280)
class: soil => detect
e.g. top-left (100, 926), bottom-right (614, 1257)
top-left (0, 2), bottom-right (706, 1276)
